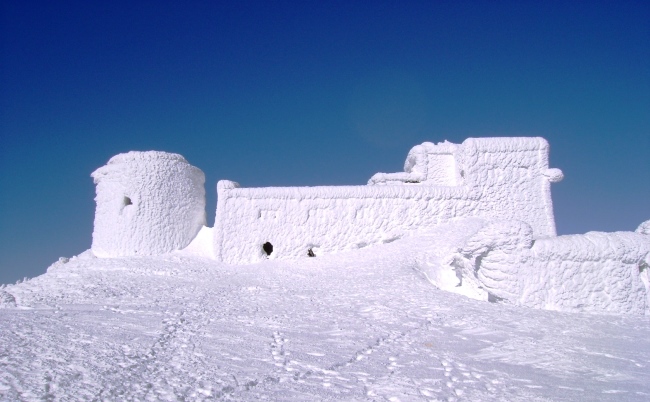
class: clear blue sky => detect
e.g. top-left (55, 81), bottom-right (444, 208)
top-left (1, 0), bottom-right (648, 284)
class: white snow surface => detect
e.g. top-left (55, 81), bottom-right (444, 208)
top-left (91, 151), bottom-right (206, 257)
top-left (2, 221), bottom-right (650, 401)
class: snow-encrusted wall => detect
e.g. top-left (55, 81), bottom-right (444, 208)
top-left (214, 137), bottom-right (563, 264)
top-left (451, 220), bottom-right (650, 315)
top-left (91, 151), bottom-right (206, 257)
top-left (214, 180), bottom-right (471, 264)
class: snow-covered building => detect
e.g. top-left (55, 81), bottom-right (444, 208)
top-left (88, 137), bottom-right (650, 315)
top-left (214, 137), bottom-right (563, 264)
top-left (91, 151), bottom-right (206, 257)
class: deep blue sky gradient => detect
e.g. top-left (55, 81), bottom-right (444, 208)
top-left (1, 1), bottom-right (649, 284)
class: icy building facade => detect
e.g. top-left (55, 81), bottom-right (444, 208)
top-left (214, 137), bottom-right (563, 263)
top-left (89, 138), bottom-right (650, 315)
top-left (91, 151), bottom-right (206, 257)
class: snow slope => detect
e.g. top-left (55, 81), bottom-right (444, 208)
top-left (1, 225), bottom-right (650, 401)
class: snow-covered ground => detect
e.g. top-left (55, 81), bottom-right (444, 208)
top-left (1, 228), bottom-right (649, 401)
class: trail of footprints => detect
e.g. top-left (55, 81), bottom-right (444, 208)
top-left (441, 358), bottom-right (472, 399)
top-left (365, 352), bottom-right (510, 402)
top-left (270, 331), bottom-right (288, 368)
top-left (436, 357), bottom-right (516, 401)
top-left (265, 328), bottom-right (494, 402)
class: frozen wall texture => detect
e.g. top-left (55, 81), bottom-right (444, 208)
top-left (214, 137), bottom-right (563, 264)
top-left (451, 220), bottom-right (650, 315)
top-left (91, 151), bottom-right (206, 257)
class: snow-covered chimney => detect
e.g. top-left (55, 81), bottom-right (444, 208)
top-left (90, 151), bottom-right (206, 257)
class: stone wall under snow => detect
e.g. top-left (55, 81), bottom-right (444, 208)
top-left (91, 151), bottom-right (206, 257)
top-left (213, 137), bottom-right (563, 264)
top-left (214, 180), bottom-right (471, 264)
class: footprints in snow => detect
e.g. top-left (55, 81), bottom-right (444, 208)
top-left (441, 358), bottom-right (475, 399)
top-left (270, 331), bottom-right (288, 368)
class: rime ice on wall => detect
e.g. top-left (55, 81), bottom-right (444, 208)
top-left (448, 220), bottom-right (650, 315)
top-left (91, 151), bottom-right (206, 257)
top-left (461, 138), bottom-right (563, 236)
top-left (214, 181), bottom-right (472, 264)
top-left (371, 138), bottom-right (564, 234)
top-left (214, 137), bottom-right (563, 264)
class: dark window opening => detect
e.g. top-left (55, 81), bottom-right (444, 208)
top-left (262, 242), bottom-right (273, 256)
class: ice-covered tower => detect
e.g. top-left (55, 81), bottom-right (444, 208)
top-left (91, 151), bottom-right (206, 257)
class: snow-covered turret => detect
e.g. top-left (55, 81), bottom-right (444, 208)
top-left (91, 151), bottom-right (206, 257)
